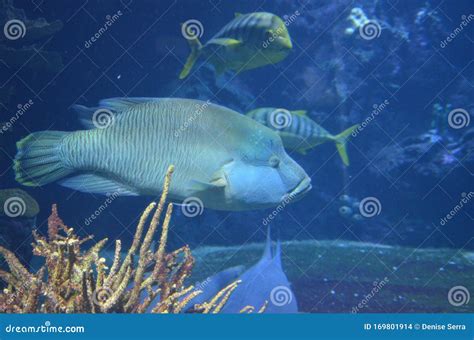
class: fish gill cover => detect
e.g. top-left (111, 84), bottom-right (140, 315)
top-left (0, 0), bottom-right (472, 317)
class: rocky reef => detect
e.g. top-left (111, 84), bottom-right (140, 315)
top-left (0, 166), bottom-right (247, 313)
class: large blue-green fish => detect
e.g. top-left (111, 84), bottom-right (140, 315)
top-left (14, 98), bottom-right (311, 211)
top-left (179, 12), bottom-right (293, 79)
top-left (246, 108), bottom-right (359, 166)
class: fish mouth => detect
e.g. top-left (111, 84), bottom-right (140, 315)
top-left (281, 177), bottom-right (312, 203)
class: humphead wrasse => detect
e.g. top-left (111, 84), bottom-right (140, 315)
top-left (14, 98), bottom-right (311, 211)
top-left (246, 108), bottom-right (359, 166)
top-left (179, 12), bottom-right (293, 79)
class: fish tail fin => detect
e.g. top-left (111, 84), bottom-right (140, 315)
top-left (14, 131), bottom-right (74, 186)
top-left (333, 124), bottom-right (359, 166)
top-left (179, 37), bottom-right (202, 79)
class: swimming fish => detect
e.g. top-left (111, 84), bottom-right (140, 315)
top-left (246, 107), bottom-right (359, 166)
top-left (221, 228), bottom-right (298, 313)
top-left (14, 98), bottom-right (311, 211)
top-left (179, 12), bottom-right (292, 79)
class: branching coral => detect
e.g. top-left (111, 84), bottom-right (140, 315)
top-left (0, 165), bottom-right (243, 313)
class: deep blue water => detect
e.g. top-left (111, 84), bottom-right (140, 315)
top-left (0, 0), bottom-right (473, 306)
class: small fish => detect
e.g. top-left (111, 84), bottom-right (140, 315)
top-left (246, 108), bottom-right (359, 166)
top-left (179, 12), bottom-right (292, 79)
top-left (221, 228), bottom-right (298, 313)
top-left (14, 98), bottom-right (311, 211)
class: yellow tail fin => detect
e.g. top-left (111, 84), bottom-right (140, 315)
top-left (179, 37), bottom-right (202, 79)
top-left (333, 124), bottom-right (359, 166)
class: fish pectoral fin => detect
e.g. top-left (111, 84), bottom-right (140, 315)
top-left (291, 110), bottom-right (308, 117)
top-left (296, 148), bottom-right (309, 155)
top-left (190, 178), bottom-right (226, 192)
top-left (211, 38), bottom-right (242, 47)
top-left (72, 105), bottom-right (101, 129)
top-left (212, 61), bottom-right (226, 76)
top-left (59, 174), bottom-right (139, 196)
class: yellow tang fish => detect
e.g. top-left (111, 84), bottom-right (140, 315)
top-left (179, 12), bottom-right (293, 79)
top-left (14, 98), bottom-right (311, 211)
top-left (246, 108), bottom-right (359, 166)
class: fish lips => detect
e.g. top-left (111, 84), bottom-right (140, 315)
top-left (281, 177), bottom-right (312, 203)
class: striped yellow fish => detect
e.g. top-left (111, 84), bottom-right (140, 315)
top-left (246, 108), bottom-right (359, 166)
top-left (179, 12), bottom-right (292, 79)
top-left (14, 98), bottom-right (311, 211)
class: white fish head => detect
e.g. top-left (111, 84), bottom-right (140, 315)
top-left (223, 136), bottom-right (311, 210)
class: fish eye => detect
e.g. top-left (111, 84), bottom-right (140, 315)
top-left (269, 155), bottom-right (280, 168)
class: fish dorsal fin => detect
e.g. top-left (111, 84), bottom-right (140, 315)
top-left (262, 226), bottom-right (273, 260)
top-left (291, 110), bottom-right (307, 116)
top-left (59, 174), bottom-right (139, 196)
top-left (234, 12), bottom-right (243, 18)
top-left (99, 97), bottom-right (153, 113)
top-left (273, 240), bottom-right (283, 269)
